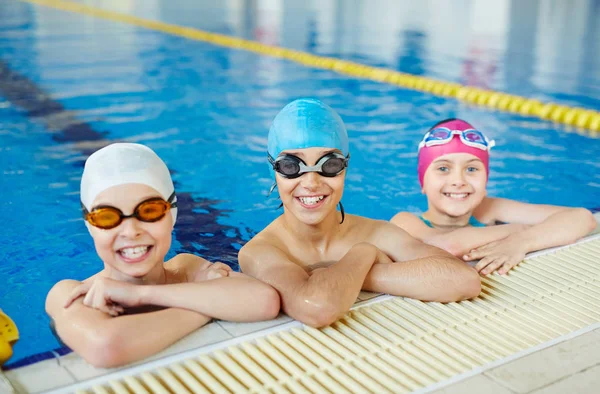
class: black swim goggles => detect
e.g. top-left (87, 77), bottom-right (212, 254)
top-left (82, 192), bottom-right (177, 230)
top-left (269, 152), bottom-right (349, 179)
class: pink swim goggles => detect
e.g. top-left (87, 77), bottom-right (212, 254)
top-left (418, 127), bottom-right (495, 151)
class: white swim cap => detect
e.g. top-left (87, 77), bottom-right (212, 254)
top-left (80, 143), bottom-right (177, 225)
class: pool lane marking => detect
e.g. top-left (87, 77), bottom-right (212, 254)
top-left (21, 0), bottom-right (600, 135)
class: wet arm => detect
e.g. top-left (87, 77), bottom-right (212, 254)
top-left (139, 272), bottom-right (280, 322)
top-left (425, 224), bottom-right (527, 257)
top-left (485, 199), bottom-right (597, 252)
top-left (391, 211), bottom-right (525, 257)
top-left (366, 224), bottom-right (481, 302)
top-left (239, 242), bottom-right (378, 328)
top-left (46, 280), bottom-right (210, 368)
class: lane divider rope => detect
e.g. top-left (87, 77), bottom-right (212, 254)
top-left (21, 0), bottom-right (600, 135)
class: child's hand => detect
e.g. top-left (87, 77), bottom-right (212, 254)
top-left (64, 277), bottom-right (141, 315)
top-left (463, 236), bottom-right (528, 275)
top-left (196, 262), bottom-right (232, 281)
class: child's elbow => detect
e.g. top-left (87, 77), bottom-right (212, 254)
top-left (301, 308), bottom-right (340, 329)
top-left (580, 209), bottom-right (598, 234)
top-left (293, 298), bottom-right (341, 328)
top-left (258, 286), bottom-right (281, 320)
top-left (438, 267), bottom-right (481, 303)
top-left (80, 332), bottom-right (126, 369)
top-left (460, 269), bottom-right (482, 300)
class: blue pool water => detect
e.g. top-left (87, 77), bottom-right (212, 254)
top-left (1, 0), bottom-right (599, 365)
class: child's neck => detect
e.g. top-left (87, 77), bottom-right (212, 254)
top-left (281, 208), bottom-right (345, 252)
top-left (103, 263), bottom-right (168, 285)
top-left (423, 209), bottom-right (472, 229)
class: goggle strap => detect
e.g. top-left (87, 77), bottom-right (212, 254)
top-left (167, 191), bottom-right (177, 208)
top-left (267, 182), bottom-right (277, 198)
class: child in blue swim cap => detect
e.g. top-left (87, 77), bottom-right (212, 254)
top-left (267, 98), bottom-right (350, 220)
top-left (240, 99), bottom-right (481, 328)
top-left (46, 143), bottom-right (280, 368)
top-left (391, 118), bottom-right (597, 276)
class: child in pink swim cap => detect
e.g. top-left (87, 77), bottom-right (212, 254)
top-left (392, 118), bottom-right (597, 276)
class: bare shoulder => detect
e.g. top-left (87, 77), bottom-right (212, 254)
top-left (391, 211), bottom-right (426, 231)
top-left (391, 211), bottom-right (438, 241)
top-left (239, 234), bottom-right (289, 273)
top-left (371, 218), bottom-right (413, 239)
top-left (46, 280), bottom-right (80, 312)
top-left (165, 253), bottom-right (211, 281)
top-left (390, 211), bottom-right (420, 226)
top-left (473, 197), bottom-right (505, 222)
top-left (240, 220), bottom-right (288, 262)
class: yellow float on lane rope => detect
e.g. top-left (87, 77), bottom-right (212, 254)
top-left (21, 0), bottom-right (600, 135)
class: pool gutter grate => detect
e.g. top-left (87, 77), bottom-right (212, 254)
top-left (56, 235), bottom-right (600, 393)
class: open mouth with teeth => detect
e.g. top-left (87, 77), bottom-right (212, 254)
top-left (117, 245), bottom-right (153, 262)
top-left (296, 195), bottom-right (327, 209)
top-left (443, 192), bottom-right (471, 200)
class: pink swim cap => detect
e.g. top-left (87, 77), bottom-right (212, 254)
top-left (417, 119), bottom-right (491, 187)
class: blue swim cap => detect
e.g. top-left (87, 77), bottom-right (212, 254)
top-left (267, 98), bottom-right (349, 159)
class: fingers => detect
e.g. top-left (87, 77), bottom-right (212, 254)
top-left (476, 254), bottom-right (513, 275)
top-left (64, 283), bottom-right (91, 308)
top-left (213, 262), bottom-right (232, 272)
top-left (206, 268), bottom-right (229, 280)
top-left (498, 259), bottom-right (519, 275)
top-left (475, 254), bottom-right (503, 274)
top-left (105, 304), bottom-right (124, 317)
top-left (475, 256), bottom-right (494, 273)
top-left (465, 244), bottom-right (498, 261)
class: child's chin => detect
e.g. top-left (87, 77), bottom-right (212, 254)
top-left (443, 207), bottom-right (474, 218)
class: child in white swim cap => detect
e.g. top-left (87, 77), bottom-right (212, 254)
top-left (46, 143), bottom-right (279, 368)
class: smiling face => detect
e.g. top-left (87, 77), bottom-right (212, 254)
top-left (275, 147), bottom-right (346, 226)
top-left (87, 183), bottom-right (173, 280)
top-left (422, 153), bottom-right (488, 219)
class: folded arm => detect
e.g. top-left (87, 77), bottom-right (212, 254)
top-left (483, 198), bottom-right (597, 252)
top-left (465, 198), bottom-right (597, 275)
top-left (239, 242), bottom-right (379, 328)
top-left (391, 211), bottom-right (525, 257)
top-left (366, 222), bottom-right (481, 302)
top-left (138, 273), bottom-right (280, 322)
top-left (425, 224), bottom-right (528, 257)
top-left (47, 280), bottom-right (210, 368)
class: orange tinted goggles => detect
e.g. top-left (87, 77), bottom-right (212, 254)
top-left (83, 192), bottom-right (176, 230)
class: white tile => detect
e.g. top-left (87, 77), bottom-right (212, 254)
top-left (217, 313), bottom-right (293, 337)
top-left (432, 374), bottom-right (514, 394)
top-left (530, 363), bottom-right (600, 394)
top-left (0, 371), bottom-right (17, 394)
top-left (129, 321), bottom-right (232, 366)
top-left (4, 358), bottom-right (75, 393)
top-left (60, 321), bottom-right (232, 381)
top-left (59, 352), bottom-right (112, 382)
top-left (486, 331), bottom-right (600, 393)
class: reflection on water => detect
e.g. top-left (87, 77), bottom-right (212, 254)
top-left (67, 0), bottom-right (600, 106)
top-left (0, 0), bottom-right (599, 364)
